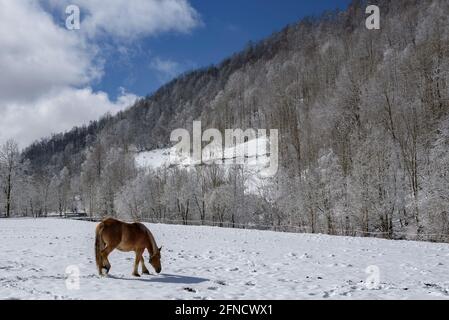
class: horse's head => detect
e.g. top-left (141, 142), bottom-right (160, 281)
top-left (149, 246), bottom-right (162, 274)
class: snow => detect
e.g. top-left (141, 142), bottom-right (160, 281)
top-left (135, 148), bottom-right (172, 170)
top-left (135, 137), bottom-right (270, 170)
top-left (134, 137), bottom-right (272, 193)
top-left (1, 218), bottom-right (449, 300)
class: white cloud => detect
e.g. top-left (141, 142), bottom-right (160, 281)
top-left (0, 0), bottom-right (101, 103)
top-left (44, 0), bottom-right (202, 40)
top-left (150, 57), bottom-right (182, 82)
top-left (0, 0), bottom-right (200, 147)
top-left (149, 57), bottom-right (198, 83)
top-left (0, 87), bottom-right (138, 147)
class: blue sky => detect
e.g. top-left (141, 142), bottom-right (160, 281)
top-left (93, 0), bottom-right (352, 100)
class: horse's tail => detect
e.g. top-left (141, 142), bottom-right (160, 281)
top-left (95, 223), bottom-right (105, 275)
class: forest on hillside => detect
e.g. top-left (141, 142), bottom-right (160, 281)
top-left (1, 0), bottom-right (448, 242)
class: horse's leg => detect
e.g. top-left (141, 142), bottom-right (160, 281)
top-left (101, 246), bottom-right (115, 274)
top-left (140, 255), bottom-right (150, 275)
top-left (132, 249), bottom-right (143, 277)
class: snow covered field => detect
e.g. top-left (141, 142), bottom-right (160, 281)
top-left (1, 218), bottom-right (449, 300)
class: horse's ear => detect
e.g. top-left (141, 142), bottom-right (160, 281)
top-left (159, 246), bottom-right (162, 252)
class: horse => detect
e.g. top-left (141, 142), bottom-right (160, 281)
top-left (95, 218), bottom-right (162, 277)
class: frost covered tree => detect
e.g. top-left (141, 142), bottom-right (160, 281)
top-left (0, 140), bottom-right (22, 217)
top-left (49, 167), bottom-right (71, 217)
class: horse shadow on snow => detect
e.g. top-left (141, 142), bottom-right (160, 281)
top-left (107, 273), bottom-right (209, 284)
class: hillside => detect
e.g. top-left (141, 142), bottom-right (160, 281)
top-left (22, 0), bottom-right (394, 169)
top-left (22, 18), bottom-right (288, 170)
top-left (2, 0), bottom-right (447, 242)
top-left (1, 218), bottom-right (448, 299)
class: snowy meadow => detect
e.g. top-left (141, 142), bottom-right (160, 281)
top-left (1, 218), bottom-right (448, 300)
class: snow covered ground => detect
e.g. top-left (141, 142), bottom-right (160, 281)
top-left (1, 218), bottom-right (449, 300)
top-left (134, 137), bottom-right (272, 193)
top-left (135, 137), bottom-right (270, 171)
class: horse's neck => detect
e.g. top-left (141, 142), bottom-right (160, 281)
top-left (146, 230), bottom-right (158, 255)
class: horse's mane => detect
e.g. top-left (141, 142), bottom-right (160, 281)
top-left (145, 228), bottom-right (158, 255)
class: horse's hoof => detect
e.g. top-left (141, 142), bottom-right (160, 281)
top-left (132, 273), bottom-right (141, 277)
top-left (142, 270), bottom-right (150, 275)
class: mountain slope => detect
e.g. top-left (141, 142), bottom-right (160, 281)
top-left (11, 0), bottom-right (449, 242)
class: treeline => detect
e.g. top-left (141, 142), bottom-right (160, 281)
top-left (2, 0), bottom-right (448, 242)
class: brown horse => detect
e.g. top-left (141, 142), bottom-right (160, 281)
top-left (95, 218), bottom-right (162, 277)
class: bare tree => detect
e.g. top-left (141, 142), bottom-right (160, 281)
top-left (0, 140), bottom-right (21, 217)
